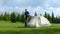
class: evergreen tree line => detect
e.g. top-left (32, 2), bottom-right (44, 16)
top-left (44, 12), bottom-right (60, 23)
top-left (0, 11), bottom-right (60, 23)
top-left (0, 12), bottom-right (32, 23)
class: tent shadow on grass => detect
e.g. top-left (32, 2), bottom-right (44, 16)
top-left (16, 26), bottom-right (36, 28)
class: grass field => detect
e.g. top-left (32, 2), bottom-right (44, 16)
top-left (0, 21), bottom-right (60, 34)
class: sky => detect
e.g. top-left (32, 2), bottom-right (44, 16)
top-left (0, 0), bottom-right (60, 16)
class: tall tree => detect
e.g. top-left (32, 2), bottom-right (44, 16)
top-left (0, 13), bottom-right (3, 20)
top-left (10, 12), bottom-right (17, 22)
top-left (44, 12), bottom-right (48, 18)
top-left (16, 14), bottom-right (21, 22)
top-left (54, 16), bottom-right (58, 23)
top-left (44, 12), bottom-right (52, 23)
top-left (34, 12), bottom-right (37, 16)
top-left (20, 12), bottom-right (25, 23)
top-left (3, 12), bottom-right (9, 21)
top-left (47, 14), bottom-right (50, 20)
top-left (48, 14), bottom-right (52, 23)
top-left (52, 12), bottom-right (54, 23)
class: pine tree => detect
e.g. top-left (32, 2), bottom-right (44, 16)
top-left (0, 13), bottom-right (3, 20)
top-left (16, 14), bottom-right (21, 22)
top-left (44, 12), bottom-right (46, 18)
top-left (44, 12), bottom-right (52, 23)
top-left (3, 12), bottom-right (9, 21)
top-left (10, 12), bottom-right (17, 23)
top-left (47, 14), bottom-right (50, 20)
top-left (34, 12), bottom-right (37, 16)
top-left (44, 12), bottom-right (48, 18)
top-left (55, 16), bottom-right (58, 23)
top-left (20, 12), bottom-right (25, 23)
top-left (48, 14), bottom-right (52, 23)
top-left (52, 12), bottom-right (54, 23)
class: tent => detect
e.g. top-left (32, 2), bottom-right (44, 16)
top-left (27, 15), bottom-right (51, 28)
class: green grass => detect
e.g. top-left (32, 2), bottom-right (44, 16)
top-left (0, 21), bottom-right (60, 34)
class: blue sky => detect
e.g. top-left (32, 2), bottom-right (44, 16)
top-left (0, 0), bottom-right (60, 16)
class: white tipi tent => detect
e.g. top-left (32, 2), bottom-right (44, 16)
top-left (27, 15), bottom-right (51, 28)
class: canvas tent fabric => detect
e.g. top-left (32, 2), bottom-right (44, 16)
top-left (27, 15), bottom-right (51, 28)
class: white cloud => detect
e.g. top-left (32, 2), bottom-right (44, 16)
top-left (0, 6), bottom-right (60, 16)
top-left (0, 0), bottom-right (60, 16)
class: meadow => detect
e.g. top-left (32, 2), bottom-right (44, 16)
top-left (0, 21), bottom-right (60, 34)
